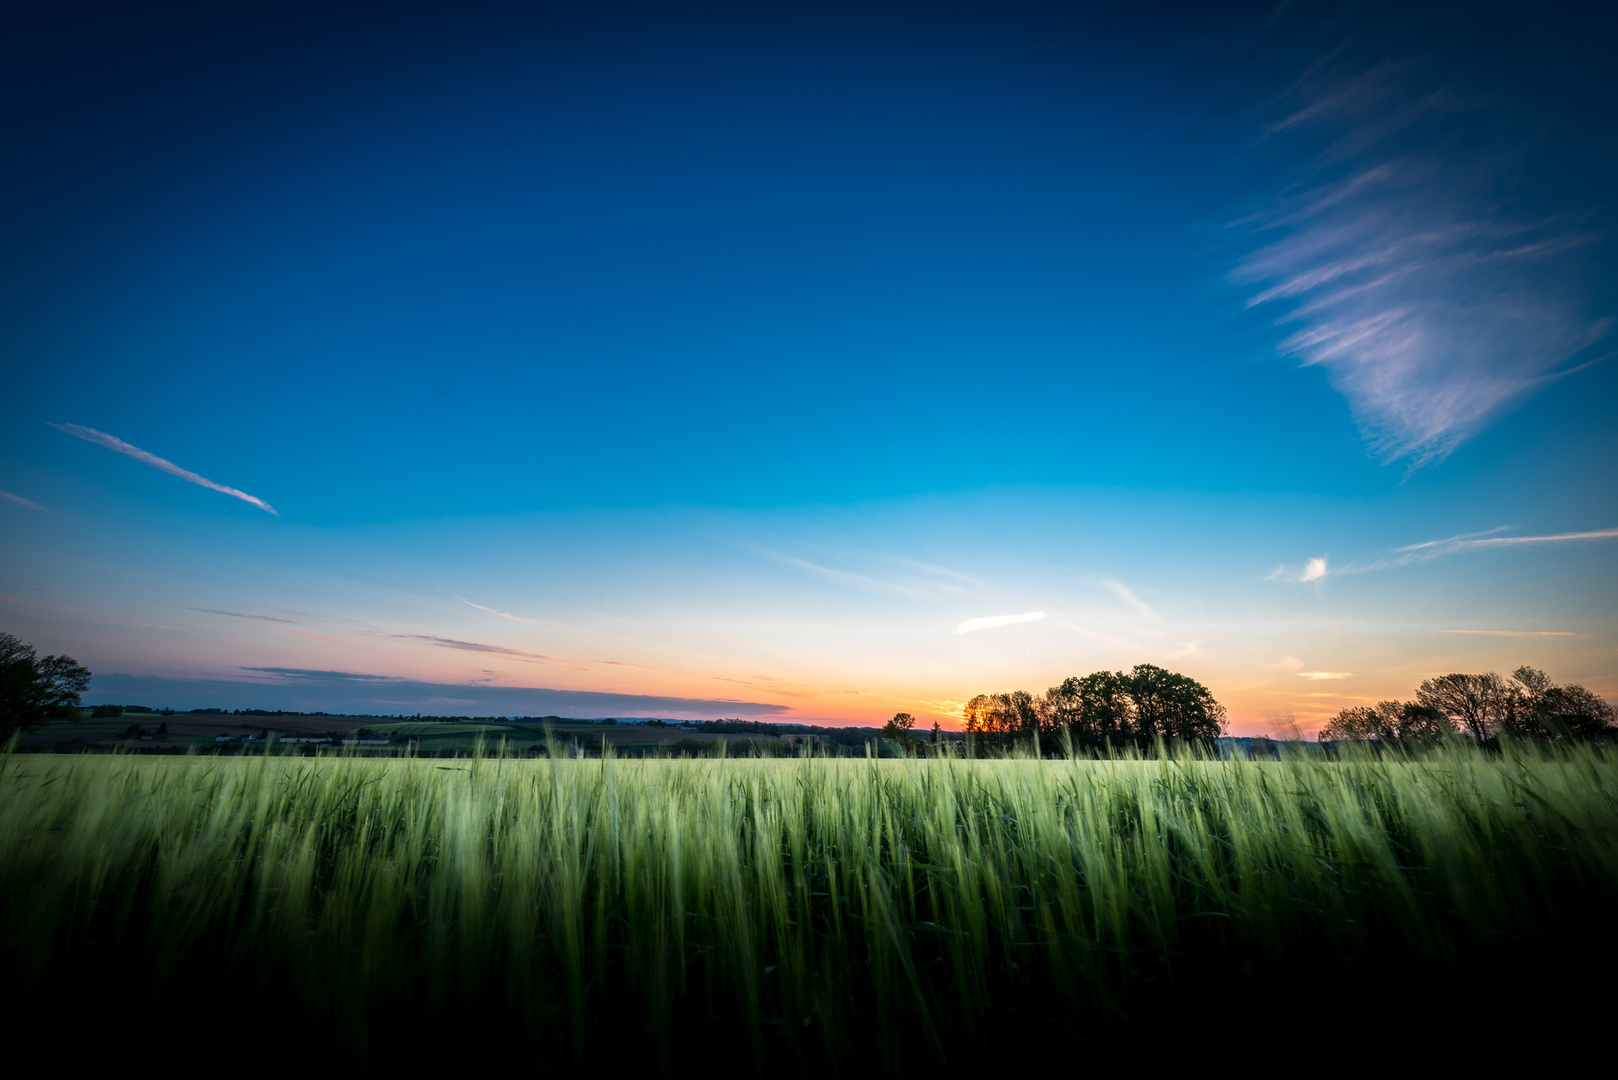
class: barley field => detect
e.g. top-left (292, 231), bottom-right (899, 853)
top-left (2, 741), bottom-right (1613, 1070)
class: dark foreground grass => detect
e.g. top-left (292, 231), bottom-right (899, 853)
top-left (2, 741), bottom-right (1613, 1072)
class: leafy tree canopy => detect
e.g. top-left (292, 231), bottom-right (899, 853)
top-left (1321, 665), bottom-right (1614, 745)
top-left (881, 712), bottom-right (920, 750)
top-left (965, 665), bottom-right (1226, 748)
top-left (0, 632), bottom-right (92, 741)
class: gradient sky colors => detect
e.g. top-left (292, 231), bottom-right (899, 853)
top-left (3, 1), bottom-right (1615, 732)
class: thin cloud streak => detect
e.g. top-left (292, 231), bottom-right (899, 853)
top-left (1278, 527), bottom-right (1618, 582)
top-left (955, 611), bottom-right (1045, 635)
top-left (1357, 526), bottom-right (1618, 571)
top-left (394, 634), bottom-right (557, 664)
top-left (50, 423), bottom-right (279, 515)
top-left (764, 549), bottom-right (919, 596)
top-left (395, 634), bottom-right (802, 698)
top-left (1101, 579), bottom-right (1161, 626)
top-left (190, 608), bottom-right (296, 623)
top-left (1, 490), bottom-right (53, 513)
top-left (1435, 629), bottom-right (1575, 638)
top-left (1397, 527), bottom-right (1618, 554)
top-left (94, 670), bottom-right (786, 719)
top-left (460, 598), bottom-right (577, 633)
top-left (241, 667), bottom-right (400, 683)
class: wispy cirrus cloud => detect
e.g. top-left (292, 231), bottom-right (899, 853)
top-left (1267, 556), bottom-right (1328, 583)
top-left (1297, 671), bottom-right (1353, 680)
top-left (460, 598), bottom-right (576, 633)
top-left (762, 548), bottom-right (919, 596)
top-left (1235, 59), bottom-right (1610, 467)
top-left (1275, 527), bottom-right (1618, 582)
top-left (955, 611), bottom-right (1044, 635)
top-left (1, 490), bottom-right (54, 513)
top-left (1395, 527), bottom-right (1618, 558)
top-left (1102, 579), bottom-right (1161, 625)
top-left (1354, 527), bottom-right (1618, 572)
top-left (462, 599), bottom-right (542, 623)
top-left (50, 423), bottom-right (279, 515)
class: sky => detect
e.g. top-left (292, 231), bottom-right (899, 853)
top-left (2, 0), bottom-right (1615, 733)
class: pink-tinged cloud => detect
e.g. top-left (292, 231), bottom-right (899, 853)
top-left (50, 423), bottom-right (279, 515)
top-left (1, 490), bottom-right (53, 513)
top-left (1235, 60), bottom-right (1610, 467)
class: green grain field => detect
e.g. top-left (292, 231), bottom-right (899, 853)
top-left (2, 740), bottom-right (1613, 1070)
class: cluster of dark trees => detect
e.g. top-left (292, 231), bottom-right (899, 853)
top-left (1320, 666), bottom-right (1615, 745)
top-left (1, 632), bottom-right (92, 741)
top-left (961, 664), bottom-right (1228, 749)
top-left (91, 704), bottom-right (165, 717)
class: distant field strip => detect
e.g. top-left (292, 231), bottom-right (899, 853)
top-left (2, 745), bottom-right (1615, 1069)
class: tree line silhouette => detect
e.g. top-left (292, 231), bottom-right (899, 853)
top-left (8, 627), bottom-right (1614, 754)
top-left (1320, 665), bottom-right (1615, 745)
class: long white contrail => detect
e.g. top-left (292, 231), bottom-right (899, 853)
top-left (50, 423), bottom-right (279, 515)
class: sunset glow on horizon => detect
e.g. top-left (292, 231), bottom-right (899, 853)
top-left (2, 1), bottom-right (1613, 735)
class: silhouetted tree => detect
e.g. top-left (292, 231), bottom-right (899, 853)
top-left (1508, 666), bottom-right (1616, 740)
top-left (1323, 666), bottom-right (1613, 746)
top-left (964, 691), bottom-right (1041, 747)
top-left (0, 632), bottom-right (91, 741)
top-left (1416, 672), bottom-right (1518, 741)
top-left (999, 691), bottom-right (1040, 739)
top-left (1319, 700), bottom-right (1453, 745)
top-left (1124, 664), bottom-right (1227, 741)
top-left (882, 712), bottom-right (919, 751)
top-left (1053, 671), bottom-right (1135, 745)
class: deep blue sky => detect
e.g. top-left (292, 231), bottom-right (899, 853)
top-left (3, 1), bottom-right (1615, 726)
